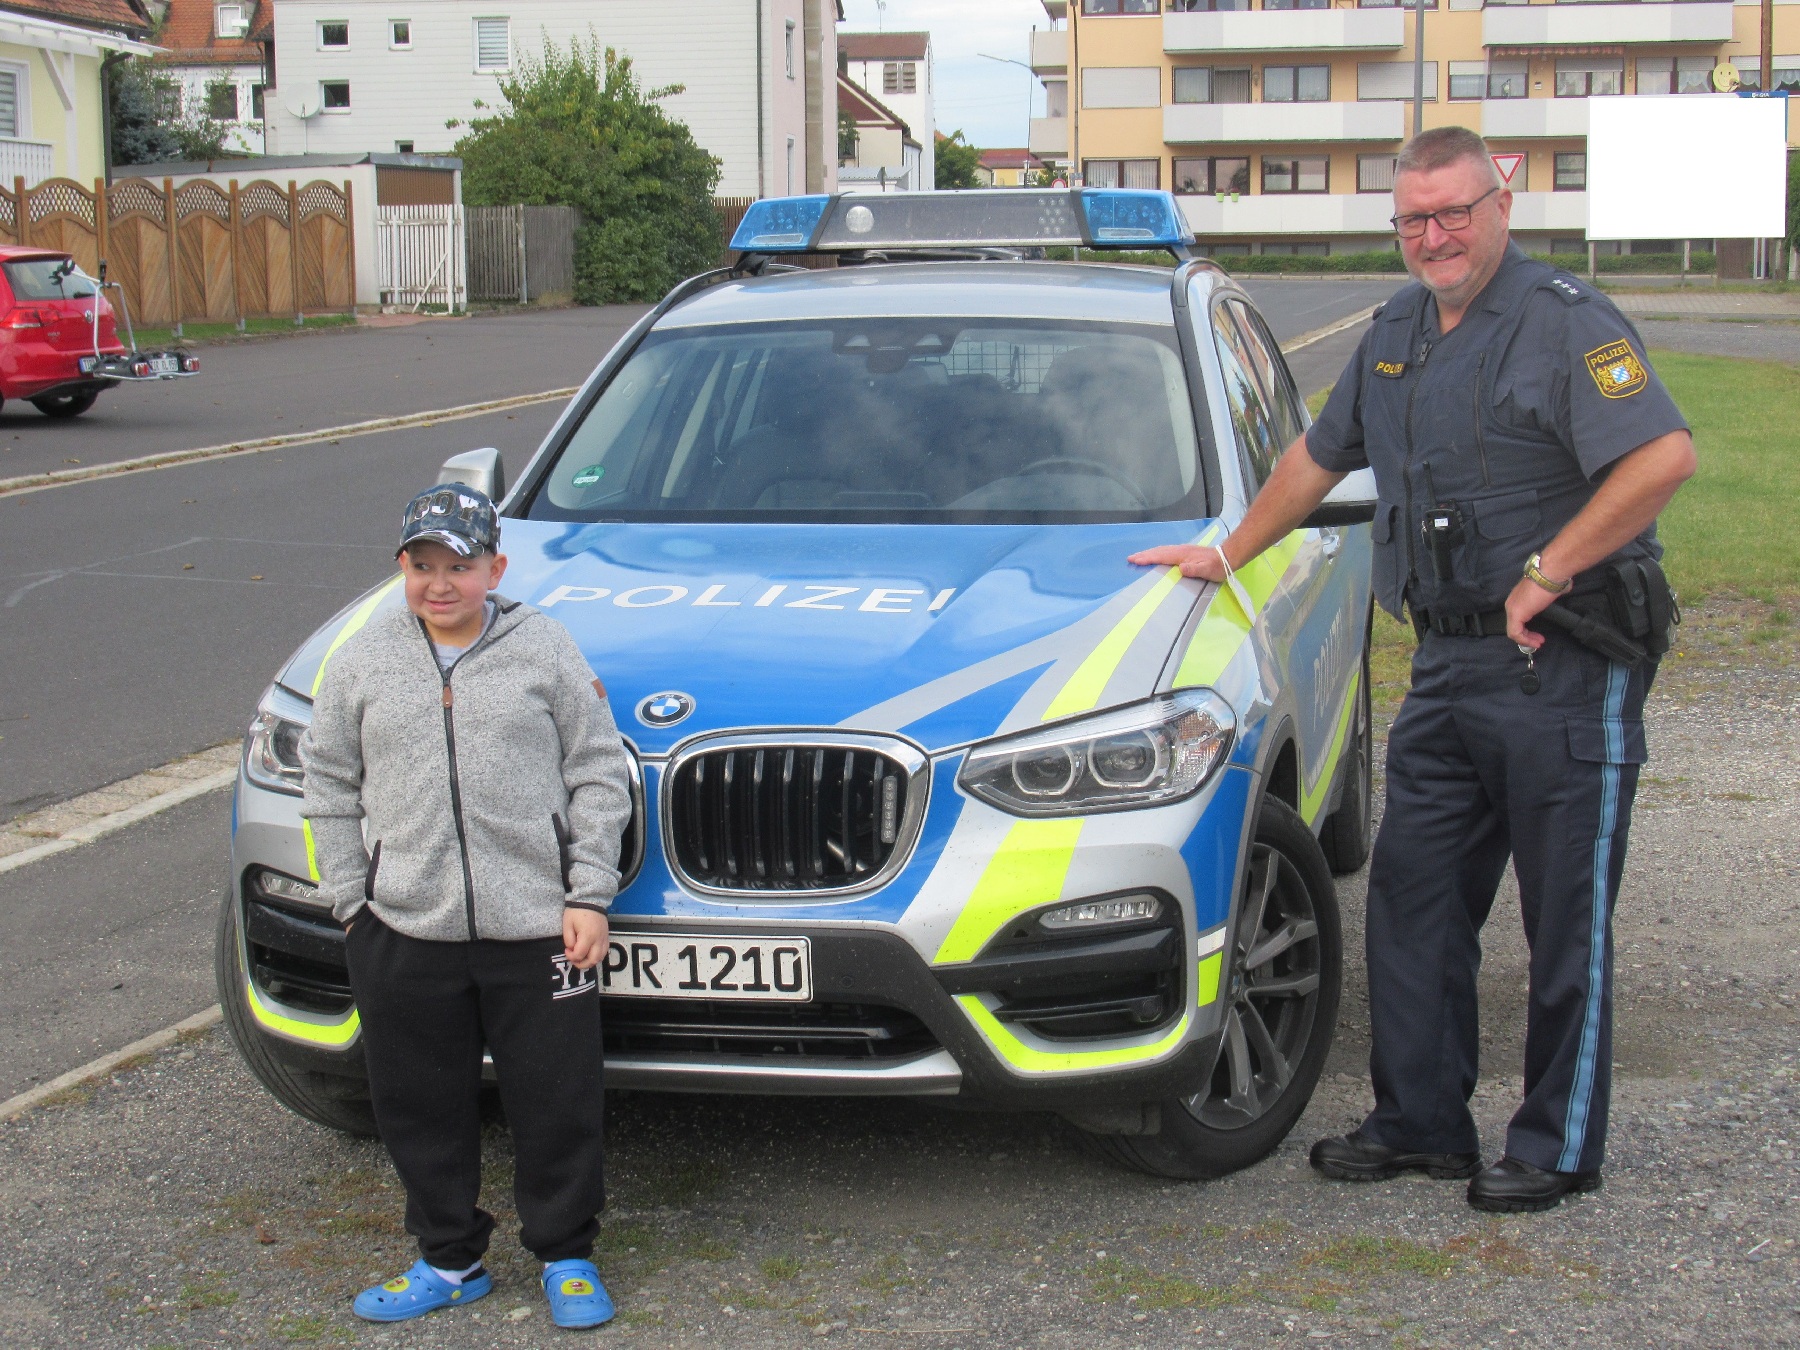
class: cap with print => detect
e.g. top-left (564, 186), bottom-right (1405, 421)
top-left (396, 484), bottom-right (500, 558)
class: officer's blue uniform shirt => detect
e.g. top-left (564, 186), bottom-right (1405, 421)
top-left (1306, 242), bottom-right (1688, 620)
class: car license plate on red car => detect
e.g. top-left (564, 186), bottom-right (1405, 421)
top-left (600, 933), bottom-right (811, 1001)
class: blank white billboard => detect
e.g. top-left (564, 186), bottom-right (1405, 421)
top-left (1587, 95), bottom-right (1788, 240)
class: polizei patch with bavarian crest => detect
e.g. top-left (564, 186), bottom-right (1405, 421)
top-left (1585, 340), bottom-right (1648, 399)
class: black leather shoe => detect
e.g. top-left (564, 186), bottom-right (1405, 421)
top-left (1309, 1129), bottom-right (1482, 1182)
top-left (1467, 1157), bottom-right (1602, 1213)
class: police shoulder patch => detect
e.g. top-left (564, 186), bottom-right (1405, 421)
top-left (1584, 340), bottom-right (1648, 399)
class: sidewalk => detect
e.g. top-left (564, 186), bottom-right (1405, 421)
top-left (1610, 291), bottom-right (1800, 320)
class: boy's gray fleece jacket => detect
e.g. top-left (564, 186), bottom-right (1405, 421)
top-left (300, 596), bottom-right (633, 941)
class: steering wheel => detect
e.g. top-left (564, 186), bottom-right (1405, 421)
top-left (1016, 457), bottom-right (1150, 508)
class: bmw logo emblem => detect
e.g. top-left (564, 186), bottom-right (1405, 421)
top-left (637, 691), bottom-right (695, 728)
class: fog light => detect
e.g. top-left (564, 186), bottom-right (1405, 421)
top-left (255, 868), bottom-right (325, 907)
top-left (1039, 893), bottom-right (1162, 931)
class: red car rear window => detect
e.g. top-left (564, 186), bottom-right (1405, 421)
top-left (4, 259), bottom-right (96, 301)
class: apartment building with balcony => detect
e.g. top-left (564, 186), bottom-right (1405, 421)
top-left (1029, 0), bottom-right (1798, 256)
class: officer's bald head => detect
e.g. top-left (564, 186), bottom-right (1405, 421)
top-left (1392, 127), bottom-right (1513, 323)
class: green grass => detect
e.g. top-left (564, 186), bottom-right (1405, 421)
top-left (126, 313), bottom-right (356, 350)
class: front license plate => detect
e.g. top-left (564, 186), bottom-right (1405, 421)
top-left (149, 354), bottom-right (179, 375)
top-left (601, 933), bottom-right (812, 1002)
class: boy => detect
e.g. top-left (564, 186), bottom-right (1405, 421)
top-left (302, 483), bottom-right (633, 1328)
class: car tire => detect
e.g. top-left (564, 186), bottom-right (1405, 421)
top-left (1320, 618), bottom-right (1374, 875)
top-left (214, 888), bottom-right (378, 1137)
top-left (1084, 797), bottom-right (1342, 1180)
top-left (31, 390), bottom-right (99, 418)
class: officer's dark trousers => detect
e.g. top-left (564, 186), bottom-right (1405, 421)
top-left (1362, 628), bottom-right (1651, 1175)
top-left (345, 910), bottom-right (607, 1270)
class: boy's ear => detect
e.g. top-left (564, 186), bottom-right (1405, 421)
top-left (487, 552), bottom-right (508, 590)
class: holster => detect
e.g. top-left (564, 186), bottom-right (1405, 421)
top-left (1538, 602), bottom-right (1647, 667)
top-left (1604, 556), bottom-right (1680, 659)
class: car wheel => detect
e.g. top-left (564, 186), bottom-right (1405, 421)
top-left (31, 390), bottom-right (99, 418)
top-left (1086, 797), bottom-right (1341, 1180)
top-left (1320, 618), bottom-right (1373, 875)
top-left (214, 888), bottom-right (378, 1137)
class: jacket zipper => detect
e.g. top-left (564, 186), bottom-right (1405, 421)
top-left (1471, 351), bottom-right (1493, 488)
top-left (1401, 335), bottom-right (1433, 597)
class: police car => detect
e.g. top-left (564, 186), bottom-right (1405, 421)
top-left (218, 190), bottom-right (1377, 1179)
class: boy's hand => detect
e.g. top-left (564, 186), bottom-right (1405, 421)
top-left (563, 908), bottom-right (610, 971)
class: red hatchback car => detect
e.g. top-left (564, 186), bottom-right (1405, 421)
top-left (0, 245), bottom-right (195, 418)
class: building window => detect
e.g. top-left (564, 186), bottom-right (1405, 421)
top-left (1262, 156), bottom-right (1329, 194)
top-left (1355, 0), bottom-right (1436, 7)
top-left (474, 17), bottom-right (511, 71)
top-left (785, 21), bottom-right (795, 79)
top-left (1358, 61), bottom-right (1438, 101)
top-left (1263, 65), bottom-right (1329, 103)
top-left (250, 83), bottom-right (265, 119)
top-left (1044, 80), bottom-right (1068, 118)
top-left (1081, 0), bottom-right (1159, 13)
top-left (1733, 57), bottom-right (1800, 93)
top-left (318, 20), bottom-right (349, 48)
top-left (1357, 154), bottom-right (1396, 193)
top-left (1084, 159), bottom-right (1161, 189)
top-left (1172, 67), bottom-right (1251, 104)
top-left (389, 19), bottom-right (412, 49)
top-left (1448, 62), bottom-right (1485, 102)
top-left (1167, 0), bottom-right (1251, 9)
top-left (1486, 60), bottom-right (1527, 99)
top-left (396, 139), bottom-right (414, 153)
top-left (883, 62), bottom-right (917, 95)
top-left (1554, 153), bottom-right (1586, 191)
top-left (1556, 60), bottom-right (1622, 98)
top-left (1261, 242), bottom-right (1331, 257)
top-left (321, 81), bottom-right (351, 111)
top-left (1174, 156), bottom-right (1250, 195)
top-left (1261, 0), bottom-right (1328, 9)
top-left (0, 68), bottom-right (22, 139)
top-left (1550, 238), bottom-right (1585, 255)
top-left (208, 82), bottom-right (239, 120)
top-left (215, 4), bottom-right (247, 38)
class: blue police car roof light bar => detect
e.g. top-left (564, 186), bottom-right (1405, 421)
top-left (728, 189), bottom-right (1192, 256)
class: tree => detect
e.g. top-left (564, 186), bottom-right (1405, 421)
top-left (838, 110), bottom-right (859, 164)
top-left (456, 36), bottom-right (723, 304)
top-left (108, 59), bottom-right (233, 165)
top-left (935, 131), bottom-right (983, 191)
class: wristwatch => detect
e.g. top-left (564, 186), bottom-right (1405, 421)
top-left (1523, 551), bottom-right (1571, 595)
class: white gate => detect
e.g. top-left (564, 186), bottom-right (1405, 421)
top-left (376, 205), bottom-right (467, 312)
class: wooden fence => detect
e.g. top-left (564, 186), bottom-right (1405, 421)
top-left (376, 205), bottom-right (465, 311)
top-left (466, 204), bottom-right (579, 303)
top-left (0, 176), bottom-right (355, 327)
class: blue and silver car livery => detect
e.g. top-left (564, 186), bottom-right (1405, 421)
top-left (220, 191), bottom-right (1377, 1179)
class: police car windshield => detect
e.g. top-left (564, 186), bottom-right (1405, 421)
top-left (526, 319), bottom-right (1202, 523)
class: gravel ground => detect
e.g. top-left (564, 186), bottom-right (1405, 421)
top-left (1638, 319), bottom-right (1800, 367)
top-left (3, 666), bottom-right (1796, 1350)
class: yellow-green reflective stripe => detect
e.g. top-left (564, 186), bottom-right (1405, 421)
top-left (1172, 532), bottom-right (1305, 689)
top-left (1040, 566), bottom-right (1185, 723)
top-left (1299, 665), bottom-right (1361, 827)
top-left (958, 995), bottom-right (1192, 1073)
top-left (244, 974), bottom-right (360, 1047)
top-left (310, 576), bottom-right (402, 697)
top-left (933, 817), bottom-right (1083, 964)
top-left (302, 820), bottom-right (320, 883)
top-left (1196, 951), bottom-right (1223, 1007)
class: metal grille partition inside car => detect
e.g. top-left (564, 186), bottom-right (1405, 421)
top-left (664, 734), bottom-right (928, 895)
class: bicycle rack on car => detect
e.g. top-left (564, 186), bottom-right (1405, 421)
top-left (73, 259), bottom-right (200, 383)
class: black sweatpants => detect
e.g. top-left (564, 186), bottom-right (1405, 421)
top-left (345, 911), bottom-right (606, 1269)
top-left (1361, 627), bottom-right (1652, 1175)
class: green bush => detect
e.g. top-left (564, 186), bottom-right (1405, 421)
top-left (1531, 251), bottom-right (1717, 274)
top-left (1217, 251), bottom-right (1408, 274)
top-left (456, 36), bottom-right (722, 304)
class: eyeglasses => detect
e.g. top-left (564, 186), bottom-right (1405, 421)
top-left (1391, 187), bottom-right (1500, 239)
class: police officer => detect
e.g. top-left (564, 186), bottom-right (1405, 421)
top-left (1131, 127), bottom-right (1694, 1212)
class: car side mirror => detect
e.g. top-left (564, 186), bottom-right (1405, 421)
top-left (1302, 467), bottom-right (1376, 529)
top-left (438, 447), bottom-right (506, 503)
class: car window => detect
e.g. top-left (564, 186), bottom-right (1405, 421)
top-left (3, 258), bottom-right (95, 300)
top-left (1226, 299), bottom-right (1306, 450)
top-left (1210, 302), bottom-right (1282, 491)
top-left (527, 319), bottom-right (1203, 522)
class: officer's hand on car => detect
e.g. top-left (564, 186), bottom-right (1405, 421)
top-left (1126, 543), bottom-right (1230, 581)
top-left (564, 908), bottom-right (610, 971)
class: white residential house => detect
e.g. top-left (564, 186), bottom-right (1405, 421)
top-left (150, 0), bottom-right (268, 154)
top-left (0, 0), bottom-right (155, 186)
top-left (838, 30), bottom-right (932, 190)
top-left (259, 0), bottom-right (842, 198)
top-left (837, 71), bottom-right (918, 192)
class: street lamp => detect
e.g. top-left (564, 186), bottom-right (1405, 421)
top-left (978, 52), bottom-right (1035, 185)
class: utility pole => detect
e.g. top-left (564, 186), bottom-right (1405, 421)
top-left (1070, 3), bottom-right (1080, 185)
top-left (1413, 0), bottom-right (1427, 140)
top-left (1763, 0), bottom-right (1774, 92)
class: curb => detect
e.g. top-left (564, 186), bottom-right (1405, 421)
top-left (0, 1005), bottom-right (223, 1123)
top-left (1281, 306), bottom-right (1377, 356)
top-left (0, 767), bottom-right (238, 877)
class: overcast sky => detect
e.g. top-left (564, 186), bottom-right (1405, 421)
top-left (838, 0), bottom-right (1051, 150)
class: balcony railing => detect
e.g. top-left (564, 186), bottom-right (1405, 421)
top-left (1029, 116), bottom-right (1069, 157)
top-left (1030, 28), bottom-right (1068, 74)
top-left (0, 138), bottom-right (54, 188)
top-left (1165, 100), bottom-right (1405, 144)
top-left (1175, 189), bottom-right (1586, 236)
top-left (1479, 95), bottom-right (1591, 138)
top-left (1483, 2), bottom-right (1732, 48)
top-left (1165, 9), bottom-right (1405, 54)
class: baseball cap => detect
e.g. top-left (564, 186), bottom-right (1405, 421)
top-left (396, 484), bottom-right (501, 558)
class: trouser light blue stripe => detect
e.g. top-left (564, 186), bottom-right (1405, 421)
top-left (1558, 660), bottom-right (1628, 1172)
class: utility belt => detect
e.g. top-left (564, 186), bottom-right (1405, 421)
top-left (1410, 557), bottom-right (1680, 668)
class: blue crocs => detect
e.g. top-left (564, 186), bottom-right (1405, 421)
top-left (352, 1258), bottom-right (492, 1322)
top-left (542, 1258), bottom-right (614, 1329)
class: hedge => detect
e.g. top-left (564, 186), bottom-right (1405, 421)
top-left (1533, 251), bottom-right (1717, 274)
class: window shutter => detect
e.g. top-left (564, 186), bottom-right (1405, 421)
top-left (475, 18), bottom-right (511, 70)
top-left (0, 71), bottom-right (16, 139)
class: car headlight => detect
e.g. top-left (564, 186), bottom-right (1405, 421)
top-left (244, 688), bottom-right (311, 796)
top-left (957, 690), bottom-right (1235, 817)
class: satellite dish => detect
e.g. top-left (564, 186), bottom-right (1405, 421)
top-left (287, 98), bottom-right (320, 119)
top-left (1712, 63), bottom-right (1741, 93)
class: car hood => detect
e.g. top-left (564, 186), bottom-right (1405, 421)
top-left (279, 519), bottom-right (1215, 754)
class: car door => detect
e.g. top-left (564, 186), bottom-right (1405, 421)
top-left (1223, 298), bottom-right (1365, 819)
